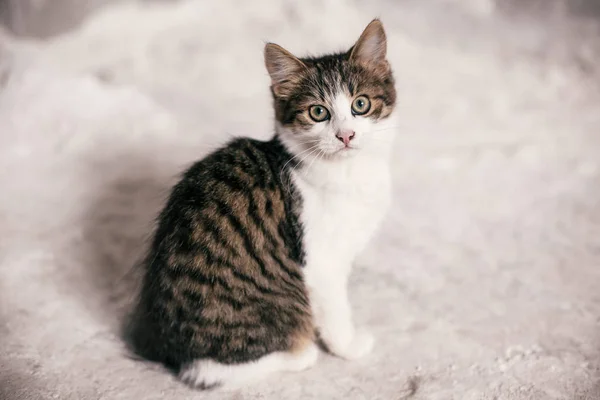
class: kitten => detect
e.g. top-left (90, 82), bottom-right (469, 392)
top-left (128, 19), bottom-right (397, 390)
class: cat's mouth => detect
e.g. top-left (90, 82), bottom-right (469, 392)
top-left (335, 145), bottom-right (357, 155)
top-left (316, 143), bottom-right (359, 157)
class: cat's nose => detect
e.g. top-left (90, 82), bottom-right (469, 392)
top-left (335, 130), bottom-right (355, 146)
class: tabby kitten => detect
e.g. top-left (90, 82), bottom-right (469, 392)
top-left (128, 19), bottom-right (397, 389)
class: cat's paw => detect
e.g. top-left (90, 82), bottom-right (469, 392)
top-left (329, 330), bottom-right (375, 360)
top-left (346, 330), bottom-right (375, 360)
top-left (286, 342), bottom-right (319, 371)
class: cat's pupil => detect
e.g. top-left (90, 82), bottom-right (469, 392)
top-left (315, 107), bottom-right (322, 115)
top-left (357, 100), bottom-right (364, 108)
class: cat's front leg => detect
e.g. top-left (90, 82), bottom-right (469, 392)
top-left (306, 269), bottom-right (374, 360)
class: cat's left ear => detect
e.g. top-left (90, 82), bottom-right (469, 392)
top-left (349, 19), bottom-right (389, 71)
top-left (264, 43), bottom-right (307, 98)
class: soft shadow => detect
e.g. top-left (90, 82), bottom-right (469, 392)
top-left (77, 153), bottom-right (179, 334)
top-left (1, 0), bottom-right (183, 39)
top-left (568, 0), bottom-right (600, 19)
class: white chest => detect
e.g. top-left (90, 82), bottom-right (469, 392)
top-left (294, 157), bottom-right (391, 270)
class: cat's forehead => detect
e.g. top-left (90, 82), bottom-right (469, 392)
top-left (295, 55), bottom-right (383, 104)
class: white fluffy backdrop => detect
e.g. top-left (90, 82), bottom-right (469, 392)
top-left (1, 0), bottom-right (600, 399)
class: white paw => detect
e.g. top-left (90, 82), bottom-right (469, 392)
top-left (179, 361), bottom-right (222, 390)
top-left (329, 330), bottom-right (375, 360)
top-left (346, 330), bottom-right (375, 360)
top-left (286, 342), bottom-right (319, 371)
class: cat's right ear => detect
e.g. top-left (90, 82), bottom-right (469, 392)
top-left (349, 19), bottom-right (389, 73)
top-left (264, 43), bottom-right (307, 98)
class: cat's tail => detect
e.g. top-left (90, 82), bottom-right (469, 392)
top-left (179, 343), bottom-right (318, 390)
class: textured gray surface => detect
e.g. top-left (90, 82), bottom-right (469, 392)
top-left (0, 0), bottom-right (122, 38)
top-left (0, 0), bottom-right (599, 399)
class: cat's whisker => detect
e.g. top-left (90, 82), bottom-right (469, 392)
top-left (281, 143), bottom-right (319, 175)
top-left (280, 145), bottom-right (320, 195)
top-left (288, 140), bottom-right (321, 148)
top-left (303, 147), bottom-right (324, 176)
top-left (281, 144), bottom-right (320, 173)
top-left (315, 149), bottom-right (327, 169)
top-left (283, 146), bottom-right (321, 194)
top-left (296, 139), bottom-right (321, 144)
top-left (294, 147), bottom-right (322, 173)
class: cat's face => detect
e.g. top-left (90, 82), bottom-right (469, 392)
top-left (265, 20), bottom-right (396, 160)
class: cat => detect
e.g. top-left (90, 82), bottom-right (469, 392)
top-left (127, 19), bottom-right (397, 390)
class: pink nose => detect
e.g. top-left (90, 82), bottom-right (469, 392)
top-left (336, 130), bottom-right (355, 146)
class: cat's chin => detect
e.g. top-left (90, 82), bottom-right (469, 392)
top-left (333, 147), bottom-right (358, 158)
top-left (311, 146), bottom-right (359, 160)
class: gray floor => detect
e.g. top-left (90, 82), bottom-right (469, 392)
top-left (1, 1), bottom-right (599, 399)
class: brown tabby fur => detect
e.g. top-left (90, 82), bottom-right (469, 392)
top-left (127, 18), bottom-right (395, 388)
top-left (128, 138), bottom-right (313, 368)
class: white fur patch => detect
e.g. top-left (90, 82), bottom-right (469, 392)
top-left (179, 343), bottom-right (319, 389)
top-left (278, 89), bottom-right (398, 359)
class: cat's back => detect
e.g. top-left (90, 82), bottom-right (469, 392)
top-left (174, 137), bottom-right (283, 203)
top-left (147, 136), bottom-right (306, 279)
top-left (154, 137), bottom-right (292, 243)
top-left (131, 136), bottom-right (310, 367)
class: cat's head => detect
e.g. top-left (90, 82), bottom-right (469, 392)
top-left (265, 19), bottom-right (396, 160)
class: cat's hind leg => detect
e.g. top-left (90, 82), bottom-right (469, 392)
top-left (179, 341), bottom-right (318, 390)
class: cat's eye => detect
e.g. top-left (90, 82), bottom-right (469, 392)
top-left (309, 105), bottom-right (330, 122)
top-left (351, 95), bottom-right (371, 116)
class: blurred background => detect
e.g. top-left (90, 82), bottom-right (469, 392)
top-left (0, 1), bottom-right (599, 399)
top-left (1, 0), bottom-right (600, 38)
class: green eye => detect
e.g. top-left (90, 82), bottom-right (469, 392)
top-left (309, 105), bottom-right (330, 122)
top-left (351, 95), bottom-right (371, 115)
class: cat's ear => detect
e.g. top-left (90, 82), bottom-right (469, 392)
top-left (349, 19), bottom-right (388, 70)
top-left (264, 43), bottom-right (307, 98)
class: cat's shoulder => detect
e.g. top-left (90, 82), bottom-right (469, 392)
top-left (183, 137), bottom-right (260, 171)
top-left (172, 136), bottom-right (290, 196)
top-left (184, 136), bottom-right (288, 176)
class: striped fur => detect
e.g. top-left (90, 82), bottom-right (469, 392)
top-left (128, 19), bottom-right (397, 390)
top-left (128, 138), bottom-right (312, 366)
